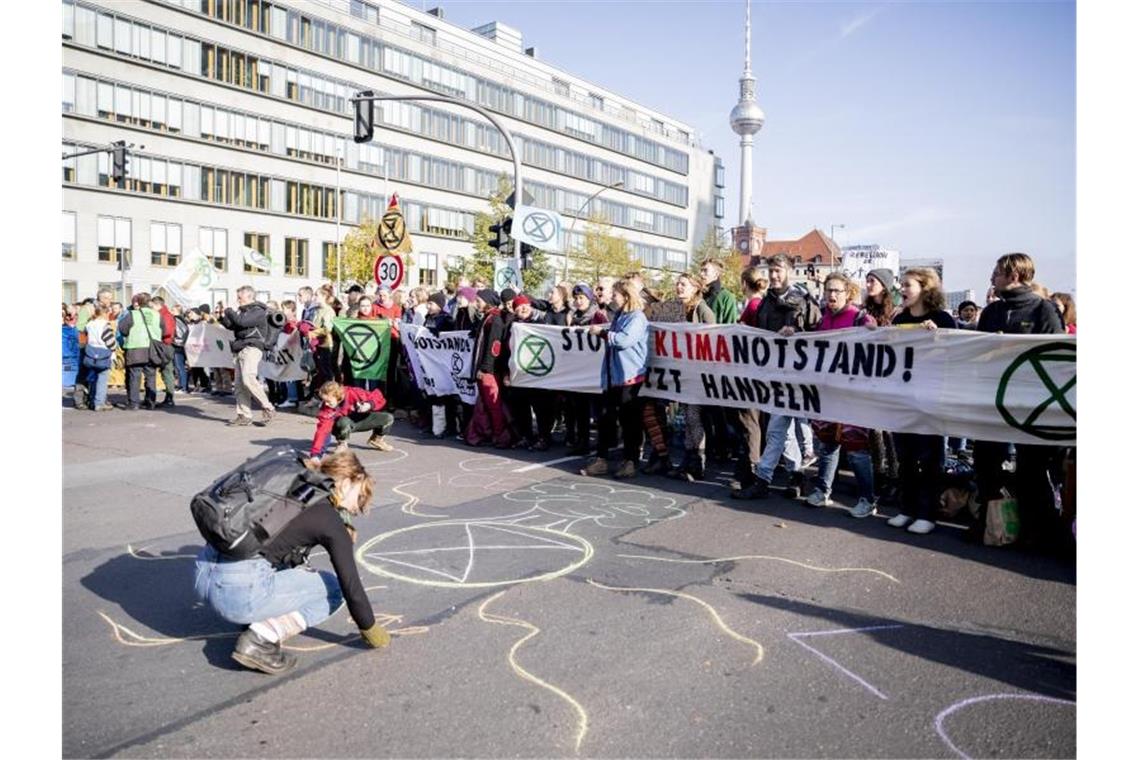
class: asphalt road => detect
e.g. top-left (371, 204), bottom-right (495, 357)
top-left (62, 391), bottom-right (1075, 758)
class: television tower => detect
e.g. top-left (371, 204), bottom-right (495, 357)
top-left (729, 1), bottom-right (765, 226)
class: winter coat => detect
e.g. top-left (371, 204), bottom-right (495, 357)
top-left (702, 280), bottom-right (738, 324)
top-left (818, 304), bottom-right (875, 331)
top-left (158, 306), bottom-right (176, 345)
top-left (568, 304), bottom-right (607, 327)
top-left (472, 308), bottom-right (507, 378)
top-left (602, 309), bottom-right (648, 388)
top-left (221, 302), bottom-right (270, 353)
top-left (977, 285), bottom-right (1063, 335)
top-left (687, 299), bottom-right (716, 325)
top-left (309, 386), bottom-right (388, 457)
top-left (751, 286), bottom-right (812, 333)
top-left (423, 311), bottom-right (455, 336)
top-left (172, 315), bottom-right (189, 348)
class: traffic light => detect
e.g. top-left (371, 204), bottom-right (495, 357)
top-left (521, 243), bottom-right (536, 270)
top-left (488, 217), bottom-right (513, 253)
top-left (354, 90), bottom-right (374, 143)
top-left (111, 140), bottom-right (129, 188)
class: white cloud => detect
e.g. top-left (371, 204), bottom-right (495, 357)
top-left (841, 5), bottom-right (887, 39)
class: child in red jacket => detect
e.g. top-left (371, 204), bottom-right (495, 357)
top-left (310, 381), bottom-right (395, 457)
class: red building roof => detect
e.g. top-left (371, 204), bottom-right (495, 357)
top-left (754, 229), bottom-right (841, 267)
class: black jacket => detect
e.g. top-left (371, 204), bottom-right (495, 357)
top-left (221, 302), bottom-right (270, 352)
top-left (424, 311), bottom-right (455, 336)
top-left (472, 308), bottom-right (507, 377)
top-left (752, 286), bottom-right (810, 333)
top-left (977, 286), bottom-right (1063, 335)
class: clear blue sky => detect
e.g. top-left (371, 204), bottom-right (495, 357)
top-left (410, 0), bottom-right (1075, 295)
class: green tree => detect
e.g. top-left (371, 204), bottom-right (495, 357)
top-left (446, 174), bottom-right (552, 293)
top-left (324, 216), bottom-right (413, 289)
top-left (690, 225), bottom-right (745, 298)
top-left (567, 214), bottom-right (640, 283)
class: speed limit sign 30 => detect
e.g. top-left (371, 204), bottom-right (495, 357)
top-left (373, 254), bottom-right (405, 290)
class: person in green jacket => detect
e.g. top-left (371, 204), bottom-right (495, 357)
top-left (116, 292), bottom-right (163, 410)
top-left (698, 258), bottom-right (740, 461)
top-left (699, 258), bottom-right (739, 324)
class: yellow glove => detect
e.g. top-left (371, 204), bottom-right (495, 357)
top-left (360, 623), bottom-right (390, 649)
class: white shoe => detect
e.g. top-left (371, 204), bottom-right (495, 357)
top-left (804, 489), bottom-right (831, 507)
top-left (887, 513), bottom-right (912, 528)
top-left (850, 498), bottom-right (876, 519)
top-left (907, 519), bottom-right (936, 535)
top-left (278, 400), bottom-right (297, 409)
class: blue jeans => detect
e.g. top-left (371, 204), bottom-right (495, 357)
top-left (87, 366), bottom-right (109, 408)
top-left (813, 441), bottom-right (874, 501)
top-left (173, 349), bottom-right (188, 391)
top-left (286, 381), bottom-right (300, 402)
top-left (193, 546), bottom-right (343, 628)
top-left (755, 414), bottom-right (803, 483)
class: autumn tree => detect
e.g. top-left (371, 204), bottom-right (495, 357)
top-left (566, 214), bottom-right (640, 284)
top-left (447, 174), bottom-right (553, 293)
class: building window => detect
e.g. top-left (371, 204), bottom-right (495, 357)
top-left (97, 215), bottom-right (131, 265)
top-left (63, 280), bottom-right (78, 305)
top-left (417, 253), bottom-right (438, 286)
top-left (714, 160), bottom-right (725, 189)
top-left (321, 241), bottom-right (338, 278)
top-left (199, 226), bottom-right (228, 271)
top-left (63, 211), bottom-right (77, 261)
top-left (589, 93), bottom-right (604, 110)
top-left (714, 196), bottom-right (725, 220)
top-left (243, 232), bottom-right (270, 274)
top-left (552, 78), bottom-right (570, 97)
top-left (150, 221), bottom-right (182, 267)
top-left (284, 237), bottom-right (308, 277)
top-left (412, 22), bottom-right (436, 46)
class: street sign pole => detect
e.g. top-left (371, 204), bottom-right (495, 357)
top-left (351, 94), bottom-right (524, 275)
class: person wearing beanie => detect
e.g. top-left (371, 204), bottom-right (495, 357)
top-left (465, 289), bottom-right (513, 448)
top-left (511, 294), bottom-right (530, 309)
top-left (955, 299), bottom-right (979, 330)
top-left (454, 287), bottom-right (480, 334)
top-left (571, 283), bottom-right (596, 304)
top-left (428, 291), bottom-right (447, 311)
top-left (500, 288), bottom-right (517, 311)
top-left (508, 294), bottom-right (555, 451)
top-left (863, 269), bottom-right (897, 327)
top-left (458, 286), bottom-right (477, 302)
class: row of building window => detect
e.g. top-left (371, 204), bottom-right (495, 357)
top-left (64, 211), bottom-right (449, 289)
top-left (65, 0), bottom-right (691, 175)
top-left (64, 68), bottom-right (688, 208)
top-left (63, 133), bottom-right (687, 240)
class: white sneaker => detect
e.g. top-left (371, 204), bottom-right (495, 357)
top-left (907, 519), bottom-right (936, 535)
top-left (278, 400), bottom-right (297, 409)
top-left (804, 489), bottom-right (831, 507)
top-left (887, 513), bottom-right (912, 528)
top-left (850, 498), bottom-right (876, 519)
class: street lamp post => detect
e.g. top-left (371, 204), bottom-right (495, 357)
top-left (335, 144), bottom-right (343, 295)
top-left (562, 180), bottom-right (624, 282)
top-left (830, 223), bottom-right (845, 246)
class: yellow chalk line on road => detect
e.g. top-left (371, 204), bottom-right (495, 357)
top-left (616, 553), bottom-right (900, 584)
top-left (477, 590), bottom-right (589, 753)
top-left (587, 579), bottom-right (764, 666)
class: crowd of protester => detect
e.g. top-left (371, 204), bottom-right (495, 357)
top-left (65, 250), bottom-right (1076, 554)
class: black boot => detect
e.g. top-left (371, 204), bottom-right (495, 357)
top-left (161, 394), bottom-right (175, 407)
top-left (232, 629), bottom-right (297, 675)
top-left (731, 478), bottom-right (770, 500)
top-left (642, 450), bottom-right (670, 475)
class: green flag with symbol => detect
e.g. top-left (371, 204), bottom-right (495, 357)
top-left (332, 318), bottom-right (392, 380)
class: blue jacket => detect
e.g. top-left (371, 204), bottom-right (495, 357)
top-left (602, 309), bottom-right (648, 387)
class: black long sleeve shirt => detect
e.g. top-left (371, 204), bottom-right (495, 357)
top-left (261, 501), bottom-right (375, 630)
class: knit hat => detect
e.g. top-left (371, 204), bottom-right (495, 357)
top-left (428, 292), bottom-right (447, 310)
top-left (957, 300), bottom-right (978, 312)
top-left (477, 288), bottom-right (501, 307)
top-left (571, 283), bottom-right (595, 302)
top-left (867, 268), bottom-right (895, 291)
top-left (500, 288), bottom-right (517, 303)
top-left (512, 294), bottom-right (531, 308)
top-left (458, 286), bottom-right (477, 301)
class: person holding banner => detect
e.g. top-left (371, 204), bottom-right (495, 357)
top-left (581, 280), bottom-right (648, 479)
top-left (465, 289), bottom-right (514, 449)
top-left (862, 269), bottom-right (901, 502)
top-left (509, 295), bottom-right (557, 451)
top-left (565, 284), bottom-right (609, 455)
top-left (885, 268), bottom-right (957, 535)
top-left (668, 274), bottom-right (716, 482)
top-left (731, 266), bottom-right (769, 498)
top-left (803, 274), bottom-right (878, 517)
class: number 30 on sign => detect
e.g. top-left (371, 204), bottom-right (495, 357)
top-left (373, 254), bottom-right (405, 290)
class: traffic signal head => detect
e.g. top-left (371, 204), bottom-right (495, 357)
top-left (111, 140), bottom-right (129, 185)
top-left (521, 243), bottom-right (536, 270)
top-left (354, 90), bottom-right (375, 144)
top-left (488, 217), bottom-right (513, 253)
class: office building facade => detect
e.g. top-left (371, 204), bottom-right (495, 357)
top-left (62, 0), bottom-right (724, 305)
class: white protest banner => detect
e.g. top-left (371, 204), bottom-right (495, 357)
top-left (242, 245), bottom-right (272, 272)
top-left (513, 205), bottom-right (564, 253)
top-left (494, 258), bottom-right (523, 291)
top-left (840, 245), bottom-right (899, 284)
top-left (403, 326), bottom-right (477, 405)
top-left (259, 328), bottom-right (308, 382)
top-left (509, 323), bottom-right (605, 394)
top-left (162, 248), bottom-right (220, 308)
top-left (641, 323), bottom-right (1075, 445)
top-left (184, 323), bottom-right (235, 369)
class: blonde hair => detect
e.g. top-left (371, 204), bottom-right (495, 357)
top-left (306, 450), bottom-right (374, 515)
top-left (823, 272), bottom-right (861, 305)
top-left (901, 268), bottom-right (946, 312)
top-left (995, 252), bottom-right (1036, 284)
top-left (741, 265), bottom-right (768, 296)
top-left (318, 381), bottom-right (345, 403)
top-left (676, 273), bottom-right (705, 310)
top-left (612, 279), bottom-right (644, 312)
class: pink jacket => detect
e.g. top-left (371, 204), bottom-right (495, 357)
top-left (811, 304), bottom-right (874, 449)
top-left (819, 304), bottom-right (875, 331)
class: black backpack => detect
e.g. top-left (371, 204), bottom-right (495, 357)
top-left (190, 446), bottom-right (334, 560)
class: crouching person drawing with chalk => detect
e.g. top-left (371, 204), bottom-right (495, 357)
top-left (192, 448), bottom-right (390, 674)
top-left (310, 380), bottom-right (395, 457)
